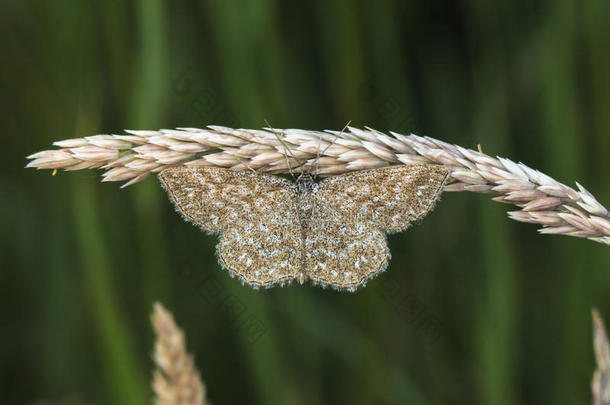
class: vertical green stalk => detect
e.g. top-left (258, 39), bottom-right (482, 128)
top-left (71, 176), bottom-right (147, 405)
top-left (221, 279), bottom-right (300, 404)
top-left (312, 0), bottom-right (366, 119)
top-left (129, 0), bottom-right (171, 310)
top-left (473, 100), bottom-right (517, 405)
top-left (540, 2), bottom-right (589, 402)
top-left (200, 0), bottom-right (280, 123)
top-left (583, 0), bottom-right (610, 331)
top-left (466, 2), bottom-right (517, 403)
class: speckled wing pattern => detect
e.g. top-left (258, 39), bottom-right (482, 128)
top-left (158, 167), bottom-right (302, 288)
top-left (314, 165), bottom-right (450, 233)
top-left (159, 164), bottom-right (449, 291)
top-left (305, 165), bottom-right (449, 290)
top-left (304, 218), bottom-right (389, 291)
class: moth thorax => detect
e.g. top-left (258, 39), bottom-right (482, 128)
top-left (295, 172), bottom-right (316, 220)
top-left (295, 172), bottom-right (315, 195)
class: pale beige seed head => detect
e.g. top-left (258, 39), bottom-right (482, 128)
top-left (151, 302), bottom-right (207, 405)
top-left (592, 309), bottom-right (610, 405)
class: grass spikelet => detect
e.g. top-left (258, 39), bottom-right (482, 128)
top-left (27, 126), bottom-right (610, 245)
top-left (151, 302), bottom-right (208, 405)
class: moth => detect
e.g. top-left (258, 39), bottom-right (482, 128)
top-left (159, 164), bottom-right (449, 291)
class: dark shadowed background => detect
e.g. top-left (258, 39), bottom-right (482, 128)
top-left (1, 1), bottom-right (610, 404)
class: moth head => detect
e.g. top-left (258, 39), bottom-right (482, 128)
top-left (265, 121), bottom-right (346, 179)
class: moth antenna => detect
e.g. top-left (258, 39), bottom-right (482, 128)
top-left (264, 120), bottom-right (300, 178)
top-left (314, 120), bottom-right (350, 176)
top-left (246, 162), bottom-right (257, 174)
top-left (231, 151), bottom-right (258, 174)
top-left (241, 154), bottom-right (258, 174)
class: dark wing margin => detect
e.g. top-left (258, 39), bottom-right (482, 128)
top-left (315, 164), bottom-right (449, 233)
top-left (158, 167), bottom-right (295, 234)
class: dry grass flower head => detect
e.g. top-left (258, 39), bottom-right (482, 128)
top-left (593, 309), bottom-right (610, 405)
top-left (151, 302), bottom-right (208, 405)
top-left (26, 126), bottom-right (610, 246)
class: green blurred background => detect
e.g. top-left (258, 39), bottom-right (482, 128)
top-left (1, 1), bottom-right (609, 404)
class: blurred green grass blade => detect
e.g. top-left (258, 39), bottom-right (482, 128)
top-left (312, 0), bottom-right (365, 120)
top-left (221, 279), bottom-right (301, 405)
top-left (478, 200), bottom-right (517, 405)
top-left (71, 177), bottom-right (148, 405)
top-left (199, 0), bottom-right (272, 124)
top-left (583, 0), bottom-right (610, 201)
top-left (282, 290), bottom-right (427, 403)
top-left (583, 0), bottom-right (610, 349)
top-left (359, 1), bottom-right (414, 132)
top-left (539, 1), bottom-right (583, 181)
top-left (539, 2), bottom-right (590, 402)
top-left (129, 0), bottom-right (172, 312)
top-left (465, 1), bottom-right (518, 402)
